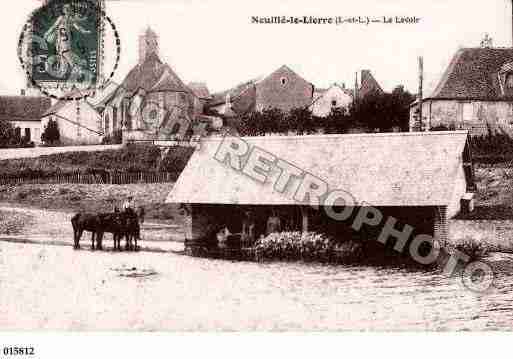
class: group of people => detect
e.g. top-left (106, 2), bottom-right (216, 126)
top-left (217, 209), bottom-right (282, 247)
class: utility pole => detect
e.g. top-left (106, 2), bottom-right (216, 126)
top-left (354, 71), bottom-right (358, 109)
top-left (417, 56), bottom-right (424, 131)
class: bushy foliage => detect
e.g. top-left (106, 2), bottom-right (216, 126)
top-left (352, 86), bottom-right (415, 131)
top-left (101, 129), bottom-right (123, 144)
top-left (472, 125), bottom-right (513, 162)
top-left (158, 146), bottom-right (194, 180)
top-left (235, 84), bottom-right (412, 136)
top-left (254, 231), bottom-right (363, 263)
top-left (41, 119), bottom-right (60, 146)
top-left (237, 108), bottom-right (287, 136)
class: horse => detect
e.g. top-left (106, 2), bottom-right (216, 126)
top-left (71, 213), bottom-right (102, 250)
top-left (96, 212), bottom-right (124, 251)
top-left (122, 208), bottom-right (141, 251)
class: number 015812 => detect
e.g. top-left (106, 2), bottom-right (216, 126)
top-left (2, 347), bottom-right (35, 356)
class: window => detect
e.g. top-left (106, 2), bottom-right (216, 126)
top-left (463, 103), bottom-right (473, 119)
top-left (280, 77), bottom-right (287, 86)
top-left (24, 128), bottom-right (31, 140)
top-left (331, 100), bottom-right (337, 107)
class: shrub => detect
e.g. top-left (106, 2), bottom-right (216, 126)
top-left (41, 119), bottom-right (60, 146)
top-left (101, 129), bottom-right (123, 144)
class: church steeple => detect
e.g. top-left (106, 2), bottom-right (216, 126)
top-left (139, 27), bottom-right (159, 64)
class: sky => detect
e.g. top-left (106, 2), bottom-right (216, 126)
top-left (2, 0), bottom-right (513, 96)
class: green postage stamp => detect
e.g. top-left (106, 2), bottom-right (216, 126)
top-left (27, 0), bottom-right (105, 92)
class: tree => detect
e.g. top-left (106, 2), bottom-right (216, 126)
top-left (287, 107), bottom-right (313, 134)
top-left (0, 119), bottom-right (16, 148)
top-left (351, 86), bottom-right (415, 131)
top-left (323, 106), bottom-right (352, 134)
top-left (41, 119), bottom-right (60, 146)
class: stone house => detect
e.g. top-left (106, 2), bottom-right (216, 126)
top-left (0, 94), bottom-right (51, 145)
top-left (410, 47), bottom-right (513, 136)
top-left (311, 83), bottom-right (353, 117)
top-left (166, 131), bottom-right (475, 248)
top-left (207, 65), bottom-right (314, 115)
top-left (40, 89), bottom-right (104, 145)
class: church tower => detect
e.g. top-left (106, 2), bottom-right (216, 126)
top-left (139, 27), bottom-right (159, 63)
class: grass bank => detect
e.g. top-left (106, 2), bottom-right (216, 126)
top-left (0, 144), bottom-right (194, 180)
top-left (0, 183), bottom-right (181, 224)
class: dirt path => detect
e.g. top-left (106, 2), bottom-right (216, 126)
top-left (0, 204), bottom-right (184, 252)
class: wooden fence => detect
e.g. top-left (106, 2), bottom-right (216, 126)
top-left (0, 172), bottom-right (175, 186)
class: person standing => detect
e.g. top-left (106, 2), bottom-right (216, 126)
top-left (241, 210), bottom-right (256, 246)
top-left (122, 196), bottom-right (135, 213)
top-left (266, 209), bottom-right (282, 235)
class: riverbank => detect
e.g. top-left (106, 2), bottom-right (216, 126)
top-left (0, 183), bottom-right (180, 224)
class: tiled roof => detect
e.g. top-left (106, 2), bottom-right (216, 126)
top-left (188, 82), bottom-right (210, 99)
top-left (42, 88), bottom-right (87, 117)
top-left (208, 79), bottom-right (258, 107)
top-left (119, 52), bottom-right (191, 95)
top-left (167, 131), bottom-right (472, 206)
top-left (429, 47), bottom-right (513, 100)
top-left (0, 96), bottom-right (51, 122)
top-left (359, 70), bottom-right (383, 97)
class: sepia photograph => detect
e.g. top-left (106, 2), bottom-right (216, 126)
top-left (1, 0), bottom-right (513, 356)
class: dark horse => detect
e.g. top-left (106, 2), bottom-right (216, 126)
top-left (96, 212), bottom-right (125, 251)
top-left (71, 213), bottom-right (103, 250)
top-left (71, 212), bottom-right (123, 250)
top-left (121, 208), bottom-right (141, 251)
top-left (71, 208), bottom-right (142, 251)
top-left (95, 210), bottom-right (140, 251)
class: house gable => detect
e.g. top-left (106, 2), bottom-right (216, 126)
top-left (255, 65), bottom-right (313, 112)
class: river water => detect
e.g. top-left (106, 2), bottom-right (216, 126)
top-left (1, 240), bottom-right (512, 331)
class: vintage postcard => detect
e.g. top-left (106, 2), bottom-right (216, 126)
top-left (1, 0), bottom-right (513, 357)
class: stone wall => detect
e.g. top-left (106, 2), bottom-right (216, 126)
top-left (410, 99), bottom-right (513, 136)
top-left (449, 219), bottom-right (513, 251)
